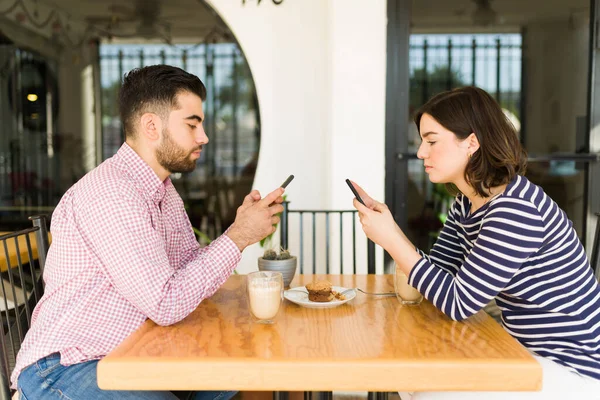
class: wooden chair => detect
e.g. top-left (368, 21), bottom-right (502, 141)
top-left (592, 213), bottom-right (600, 279)
top-left (0, 216), bottom-right (49, 400)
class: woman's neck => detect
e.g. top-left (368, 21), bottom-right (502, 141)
top-left (458, 181), bottom-right (507, 214)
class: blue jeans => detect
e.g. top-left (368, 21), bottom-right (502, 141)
top-left (18, 353), bottom-right (238, 400)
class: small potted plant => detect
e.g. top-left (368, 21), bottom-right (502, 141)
top-left (258, 247), bottom-right (297, 288)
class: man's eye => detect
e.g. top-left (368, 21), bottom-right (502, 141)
top-left (188, 124), bottom-right (196, 129)
top-left (427, 141), bottom-right (436, 145)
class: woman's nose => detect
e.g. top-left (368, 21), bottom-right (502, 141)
top-left (417, 143), bottom-right (426, 159)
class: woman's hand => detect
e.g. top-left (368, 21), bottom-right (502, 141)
top-left (350, 181), bottom-right (423, 274)
top-left (349, 181), bottom-right (402, 251)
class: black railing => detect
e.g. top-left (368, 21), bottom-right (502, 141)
top-left (280, 202), bottom-right (376, 274)
top-left (409, 34), bottom-right (522, 124)
top-left (0, 48), bottom-right (61, 231)
top-left (398, 152), bottom-right (600, 162)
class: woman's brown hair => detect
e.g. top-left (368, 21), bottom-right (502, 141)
top-left (414, 86), bottom-right (527, 198)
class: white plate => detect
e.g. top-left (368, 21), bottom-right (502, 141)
top-left (284, 286), bottom-right (356, 309)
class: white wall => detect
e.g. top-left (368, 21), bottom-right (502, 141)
top-left (523, 16), bottom-right (589, 238)
top-left (524, 17), bottom-right (589, 153)
top-left (206, 0), bottom-right (387, 273)
top-left (328, 1), bottom-right (387, 273)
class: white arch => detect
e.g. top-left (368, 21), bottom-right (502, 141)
top-left (206, 0), bottom-right (387, 273)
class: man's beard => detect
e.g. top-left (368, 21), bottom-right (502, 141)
top-left (156, 128), bottom-right (200, 174)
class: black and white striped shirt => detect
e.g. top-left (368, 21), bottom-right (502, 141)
top-left (409, 175), bottom-right (600, 380)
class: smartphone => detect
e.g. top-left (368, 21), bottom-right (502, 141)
top-left (280, 174), bottom-right (294, 189)
top-left (345, 179), bottom-right (365, 205)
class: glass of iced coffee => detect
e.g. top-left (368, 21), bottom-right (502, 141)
top-left (394, 264), bottom-right (423, 305)
top-left (247, 271), bottom-right (283, 324)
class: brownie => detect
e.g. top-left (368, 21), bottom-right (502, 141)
top-left (306, 280), bottom-right (334, 302)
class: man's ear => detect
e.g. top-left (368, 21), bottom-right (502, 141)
top-left (466, 132), bottom-right (480, 155)
top-left (139, 113), bottom-right (162, 141)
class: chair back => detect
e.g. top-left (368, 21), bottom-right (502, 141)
top-left (279, 202), bottom-right (376, 274)
top-left (592, 213), bottom-right (600, 279)
top-left (0, 215), bottom-right (49, 399)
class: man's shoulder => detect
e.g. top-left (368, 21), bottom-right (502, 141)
top-left (72, 159), bottom-right (143, 202)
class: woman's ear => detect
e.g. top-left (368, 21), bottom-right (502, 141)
top-left (467, 132), bottom-right (480, 155)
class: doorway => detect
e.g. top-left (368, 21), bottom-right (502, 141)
top-left (387, 0), bottom-right (600, 255)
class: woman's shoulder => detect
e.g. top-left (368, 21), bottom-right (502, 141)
top-left (490, 176), bottom-right (547, 217)
top-left (500, 176), bottom-right (544, 203)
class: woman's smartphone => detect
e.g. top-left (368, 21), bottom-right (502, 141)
top-left (345, 179), bottom-right (365, 205)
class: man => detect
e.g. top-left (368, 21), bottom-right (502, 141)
top-left (13, 65), bottom-right (284, 399)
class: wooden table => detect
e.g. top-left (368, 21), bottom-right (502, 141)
top-left (0, 231), bottom-right (50, 272)
top-left (97, 274), bottom-right (542, 392)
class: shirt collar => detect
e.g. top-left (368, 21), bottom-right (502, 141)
top-left (115, 143), bottom-right (171, 204)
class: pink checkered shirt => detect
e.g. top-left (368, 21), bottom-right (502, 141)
top-left (11, 143), bottom-right (241, 388)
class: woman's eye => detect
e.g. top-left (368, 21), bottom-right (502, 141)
top-left (427, 141), bottom-right (436, 145)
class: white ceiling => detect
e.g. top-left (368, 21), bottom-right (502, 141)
top-left (1, 0), bottom-right (593, 45)
top-left (411, 0), bottom-right (590, 32)
top-left (2, 0), bottom-right (230, 45)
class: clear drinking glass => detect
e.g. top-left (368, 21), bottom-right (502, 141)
top-left (394, 264), bottom-right (423, 305)
top-left (247, 271), bottom-right (283, 324)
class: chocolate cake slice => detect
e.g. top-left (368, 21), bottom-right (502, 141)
top-left (306, 280), bottom-right (334, 302)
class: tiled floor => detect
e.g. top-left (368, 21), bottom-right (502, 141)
top-left (237, 392), bottom-right (402, 400)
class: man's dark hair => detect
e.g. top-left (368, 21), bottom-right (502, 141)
top-left (414, 86), bottom-right (527, 198)
top-left (119, 65), bottom-right (207, 139)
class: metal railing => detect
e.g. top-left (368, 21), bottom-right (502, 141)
top-left (409, 34), bottom-right (522, 122)
top-left (0, 48), bottom-right (61, 231)
top-left (279, 202), bottom-right (376, 274)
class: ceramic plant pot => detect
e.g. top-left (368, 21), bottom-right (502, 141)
top-left (257, 256), bottom-right (297, 288)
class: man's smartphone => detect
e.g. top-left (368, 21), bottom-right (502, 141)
top-left (280, 175), bottom-right (294, 189)
top-left (345, 179), bottom-right (365, 205)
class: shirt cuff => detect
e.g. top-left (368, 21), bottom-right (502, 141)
top-left (206, 233), bottom-right (242, 274)
top-left (408, 256), bottom-right (429, 290)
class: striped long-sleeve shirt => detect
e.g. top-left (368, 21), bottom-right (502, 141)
top-left (409, 175), bottom-right (600, 380)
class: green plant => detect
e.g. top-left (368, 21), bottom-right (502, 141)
top-left (263, 249), bottom-right (277, 259)
top-left (193, 227), bottom-right (238, 274)
top-left (193, 227), bottom-right (212, 246)
top-left (261, 247), bottom-right (292, 260)
top-left (278, 249), bottom-right (291, 259)
top-left (432, 183), bottom-right (454, 224)
top-left (259, 194), bottom-right (287, 248)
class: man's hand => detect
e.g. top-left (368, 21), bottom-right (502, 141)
top-left (227, 188), bottom-right (285, 251)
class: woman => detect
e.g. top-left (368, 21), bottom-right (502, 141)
top-left (352, 86), bottom-right (600, 399)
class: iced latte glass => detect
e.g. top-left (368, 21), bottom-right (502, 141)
top-left (394, 264), bottom-right (423, 305)
top-left (247, 271), bottom-right (283, 324)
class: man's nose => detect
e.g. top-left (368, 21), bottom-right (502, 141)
top-left (196, 127), bottom-right (209, 144)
